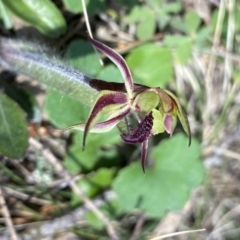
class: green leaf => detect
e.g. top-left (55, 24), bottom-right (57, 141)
top-left (3, 0), bottom-right (67, 38)
top-left (85, 199), bottom-right (122, 229)
top-left (136, 7), bottom-right (155, 40)
top-left (163, 35), bottom-right (192, 63)
top-left (64, 130), bottom-right (120, 174)
top-left (97, 65), bottom-right (123, 83)
top-left (62, 0), bottom-right (105, 15)
top-left (184, 11), bottom-right (201, 35)
top-left (62, 0), bottom-right (82, 14)
top-left (170, 17), bottom-right (187, 32)
top-left (161, 2), bottom-right (181, 13)
top-left (66, 40), bottom-right (102, 76)
top-left (112, 134), bottom-right (205, 218)
top-left (127, 43), bottom-right (173, 87)
top-left (0, 93), bottom-right (28, 159)
top-left (71, 167), bottom-right (117, 206)
top-left (44, 89), bottom-right (89, 128)
top-left (125, 6), bottom-right (155, 40)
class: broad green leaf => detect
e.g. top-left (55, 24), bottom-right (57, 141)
top-left (113, 134), bottom-right (205, 218)
top-left (64, 130), bottom-right (120, 174)
top-left (0, 93), bottom-right (28, 159)
top-left (175, 39), bottom-right (192, 64)
top-left (66, 40), bottom-right (101, 76)
top-left (136, 7), bottom-right (155, 40)
top-left (44, 89), bottom-right (90, 128)
top-left (163, 35), bottom-right (192, 63)
top-left (3, 0), bottom-right (66, 38)
top-left (127, 43), bottom-right (173, 87)
top-left (97, 65), bottom-right (123, 83)
top-left (184, 11), bottom-right (201, 35)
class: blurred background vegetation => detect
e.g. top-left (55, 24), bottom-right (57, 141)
top-left (0, 0), bottom-right (240, 239)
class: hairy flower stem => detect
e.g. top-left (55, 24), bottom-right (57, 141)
top-left (0, 38), bottom-right (98, 106)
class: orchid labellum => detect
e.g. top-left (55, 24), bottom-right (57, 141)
top-left (66, 37), bottom-right (191, 173)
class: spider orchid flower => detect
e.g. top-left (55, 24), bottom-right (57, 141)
top-left (66, 36), bottom-right (191, 173)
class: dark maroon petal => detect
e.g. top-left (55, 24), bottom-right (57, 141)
top-left (121, 112), bottom-right (153, 144)
top-left (90, 79), bottom-right (126, 92)
top-left (141, 140), bottom-right (148, 173)
top-left (88, 37), bottom-right (134, 96)
top-left (83, 92), bottom-right (128, 149)
top-left (90, 79), bottom-right (149, 93)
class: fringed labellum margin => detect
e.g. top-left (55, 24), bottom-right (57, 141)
top-left (64, 36), bottom-right (191, 173)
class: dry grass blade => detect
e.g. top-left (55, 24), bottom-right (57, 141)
top-left (0, 187), bottom-right (19, 240)
top-left (203, 0), bottom-right (226, 143)
top-left (149, 229), bottom-right (206, 240)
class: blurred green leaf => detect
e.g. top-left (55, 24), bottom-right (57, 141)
top-left (113, 134), bottom-right (205, 218)
top-left (3, 0), bottom-right (67, 38)
top-left (71, 167), bottom-right (117, 205)
top-left (64, 130), bottom-right (120, 174)
top-left (125, 6), bottom-right (155, 40)
top-left (44, 89), bottom-right (89, 128)
top-left (66, 40), bottom-right (101, 76)
top-left (161, 2), bottom-right (181, 13)
top-left (184, 11), bottom-right (201, 35)
top-left (0, 0), bottom-right (13, 29)
top-left (164, 35), bottom-right (192, 64)
top-left (127, 43), bottom-right (173, 87)
top-left (97, 65), bottom-right (123, 83)
top-left (170, 16), bottom-right (187, 32)
top-left (85, 199), bottom-right (122, 229)
top-left (157, 12), bottom-right (170, 29)
top-left (62, 0), bottom-right (82, 14)
top-left (0, 93), bottom-right (28, 159)
top-left (62, 0), bottom-right (105, 15)
top-left (136, 7), bottom-right (155, 40)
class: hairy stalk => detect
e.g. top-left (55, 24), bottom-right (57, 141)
top-left (0, 38), bottom-right (98, 106)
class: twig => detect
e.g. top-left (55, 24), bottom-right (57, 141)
top-left (129, 213), bottom-right (145, 240)
top-left (149, 229), bottom-right (206, 240)
top-left (29, 137), bottom-right (119, 240)
top-left (2, 187), bottom-right (52, 206)
top-left (0, 187), bottom-right (19, 240)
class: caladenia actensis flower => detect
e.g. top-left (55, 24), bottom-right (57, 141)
top-left (64, 36), bottom-right (191, 173)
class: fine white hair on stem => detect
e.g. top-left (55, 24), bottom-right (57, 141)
top-left (81, 0), bottom-right (104, 66)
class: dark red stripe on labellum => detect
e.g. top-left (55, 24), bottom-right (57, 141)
top-left (141, 140), bottom-right (148, 173)
top-left (121, 112), bottom-right (153, 144)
